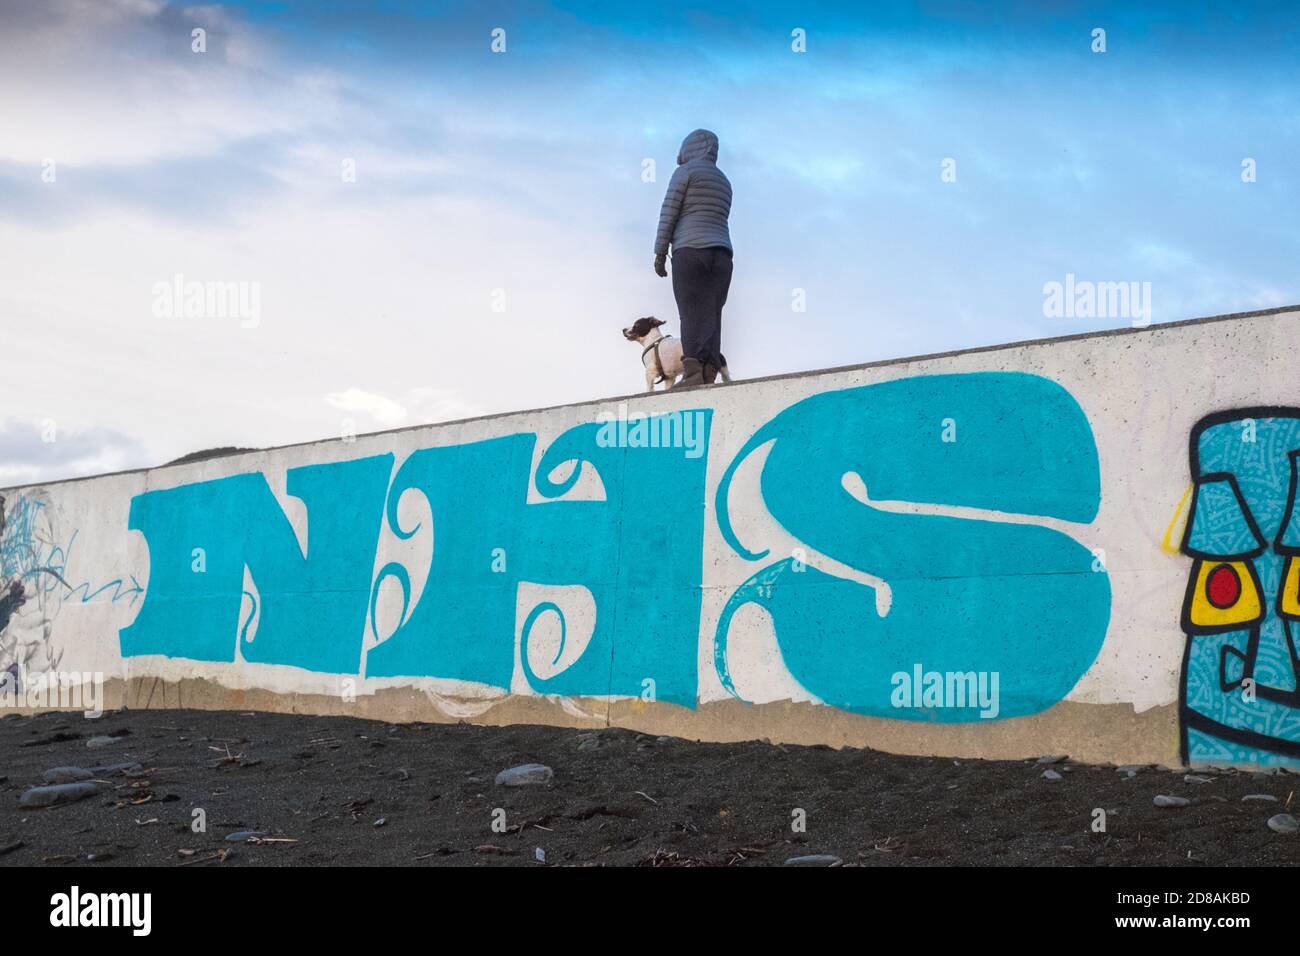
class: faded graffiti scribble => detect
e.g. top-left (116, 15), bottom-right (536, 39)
top-left (0, 492), bottom-right (142, 687)
top-left (0, 492), bottom-right (67, 677)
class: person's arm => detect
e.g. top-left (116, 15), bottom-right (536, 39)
top-left (653, 165), bottom-right (690, 272)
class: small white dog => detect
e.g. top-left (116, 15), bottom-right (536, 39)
top-left (622, 316), bottom-right (730, 391)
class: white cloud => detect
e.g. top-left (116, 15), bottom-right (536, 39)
top-left (0, 419), bottom-right (148, 487)
top-left (324, 388), bottom-right (408, 426)
top-left (0, 0), bottom-right (317, 167)
top-left (324, 387), bottom-right (484, 429)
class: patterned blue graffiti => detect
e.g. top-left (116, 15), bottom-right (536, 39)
top-left (714, 372), bottom-right (1111, 720)
top-left (1181, 409), bottom-right (1300, 767)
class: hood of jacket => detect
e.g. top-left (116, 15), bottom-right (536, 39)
top-left (677, 128), bottom-right (719, 165)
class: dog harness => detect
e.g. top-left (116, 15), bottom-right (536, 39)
top-left (642, 335), bottom-right (673, 385)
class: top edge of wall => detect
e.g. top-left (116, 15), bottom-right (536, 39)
top-left (7, 303), bottom-right (1299, 495)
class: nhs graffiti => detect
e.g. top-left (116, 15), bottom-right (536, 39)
top-left (122, 417), bottom-right (710, 706)
top-left (1180, 409), bottom-right (1300, 767)
top-left (115, 372), bottom-right (1111, 721)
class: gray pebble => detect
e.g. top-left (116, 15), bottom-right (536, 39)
top-left (1153, 794), bottom-right (1191, 808)
top-left (42, 767), bottom-right (94, 785)
top-left (85, 736), bottom-right (121, 749)
top-left (1242, 794), bottom-right (1278, 802)
top-left (89, 762), bottom-right (142, 775)
top-left (19, 782), bottom-right (102, 807)
top-left (494, 763), bottom-right (554, 787)
top-left (1267, 814), bottom-right (1299, 834)
top-left (224, 830), bottom-right (266, 842)
top-left (1041, 769), bottom-right (1063, 781)
top-left (783, 854), bottom-right (842, 866)
top-left (1183, 774), bottom-right (1214, 784)
top-left (1036, 754), bottom-right (1068, 765)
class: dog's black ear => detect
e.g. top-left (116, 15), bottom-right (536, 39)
top-left (630, 316), bottom-right (663, 337)
top-left (627, 316), bottom-right (655, 338)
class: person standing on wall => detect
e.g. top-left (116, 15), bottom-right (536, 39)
top-left (654, 128), bottom-right (733, 387)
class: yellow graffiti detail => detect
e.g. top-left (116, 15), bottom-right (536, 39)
top-left (1280, 556), bottom-right (1300, 619)
top-left (1188, 560), bottom-right (1261, 628)
top-left (1162, 483), bottom-right (1194, 556)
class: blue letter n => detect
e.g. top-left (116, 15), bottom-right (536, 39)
top-left (120, 454), bottom-right (393, 674)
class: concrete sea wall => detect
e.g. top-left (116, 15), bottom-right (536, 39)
top-left (5, 306), bottom-right (1300, 769)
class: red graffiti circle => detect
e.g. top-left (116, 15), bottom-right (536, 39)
top-left (1206, 564), bottom-right (1241, 610)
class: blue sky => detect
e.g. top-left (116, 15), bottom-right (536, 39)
top-left (1, 0), bottom-right (1297, 483)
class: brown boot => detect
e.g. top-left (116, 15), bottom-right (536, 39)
top-left (678, 357), bottom-right (705, 388)
top-left (702, 362), bottom-right (719, 384)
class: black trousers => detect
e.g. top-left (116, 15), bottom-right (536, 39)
top-left (672, 246), bottom-right (732, 369)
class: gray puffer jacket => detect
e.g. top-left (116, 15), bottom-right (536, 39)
top-left (654, 129), bottom-right (732, 257)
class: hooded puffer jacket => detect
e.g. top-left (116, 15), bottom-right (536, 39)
top-left (654, 129), bottom-right (733, 257)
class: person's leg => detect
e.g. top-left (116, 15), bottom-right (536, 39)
top-left (672, 248), bottom-right (709, 386)
top-left (702, 248), bottom-right (732, 382)
top-left (713, 249), bottom-right (732, 365)
top-left (672, 248), bottom-right (705, 355)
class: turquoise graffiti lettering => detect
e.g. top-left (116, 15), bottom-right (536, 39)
top-left (365, 419), bottom-right (708, 703)
top-left (121, 415), bottom-right (710, 705)
top-left (121, 454), bottom-right (394, 673)
top-left (118, 376), bottom-right (1110, 720)
top-left (713, 372), bottom-right (1111, 720)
